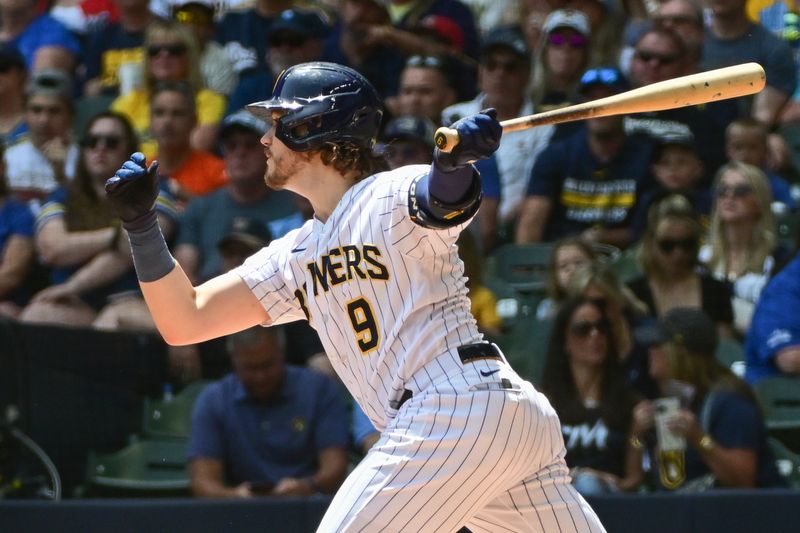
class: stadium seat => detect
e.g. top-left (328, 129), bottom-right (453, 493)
top-left (755, 377), bottom-right (800, 452)
top-left (501, 313), bottom-right (553, 386)
top-left (609, 245), bottom-right (642, 283)
top-left (775, 209), bottom-right (800, 250)
top-left (143, 380), bottom-right (211, 440)
top-left (715, 338), bottom-right (745, 369)
top-left (768, 437), bottom-right (800, 489)
top-left (85, 438), bottom-right (190, 496)
top-left (489, 243), bottom-right (555, 294)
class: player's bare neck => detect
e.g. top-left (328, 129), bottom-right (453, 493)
top-left (296, 166), bottom-right (356, 223)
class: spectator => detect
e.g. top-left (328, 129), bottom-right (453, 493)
top-left (188, 326), bottom-right (350, 498)
top-left (216, 216), bottom-right (272, 275)
top-left (723, 118), bottom-right (796, 209)
top-left (227, 8), bottom-right (331, 116)
top-left (536, 236), bottom-right (597, 321)
top-left (530, 9), bottom-right (591, 116)
top-left (516, 66), bottom-right (654, 248)
top-left (378, 115), bottom-right (435, 169)
top-left (50, 0), bottom-right (119, 36)
top-left (19, 111), bottom-right (178, 327)
top-left (745, 250), bottom-right (800, 383)
top-left (0, 47), bottom-right (28, 147)
top-left (173, 109), bottom-right (303, 285)
top-left (4, 69), bottom-right (78, 211)
top-left (700, 161), bottom-right (785, 335)
top-left (215, 0), bottom-right (293, 76)
top-left (541, 297), bottom-right (645, 495)
top-left (628, 194), bottom-right (735, 337)
top-left (0, 0), bottom-right (81, 72)
top-left (324, 0), bottom-right (405, 100)
top-left (634, 307), bottom-right (784, 489)
top-left (0, 145), bottom-right (34, 318)
top-left (82, 0), bottom-right (158, 97)
top-left (653, 0), bottom-right (704, 63)
top-left (444, 26), bottom-right (554, 249)
top-left (148, 81), bottom-right (226, 205)
top-left (390, 55), bottom-right (457, 123)
top-left (702, 0), bottom-right (796, 170)
top-left (111, 18), bottom-right (226, 159)
top-left (172, 0), bottom-right (237, 96)
top-left (630, 131), bottom-right (711, 240)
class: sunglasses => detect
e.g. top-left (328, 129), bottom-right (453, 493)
top-left (716, 183), bottom-right (754, 198)
top-left (569, 319), bottom-right (610, 338)
top-left (270, 32), bottom-right (308, 48)
top-left (635, 49), bottom-right (681, 66)
top-left (548, 33), bottom-right (588, 49)
top-left (657, 237), bottom-right (697, 254)
top-left (654, 14), bottom-right (699, 26)
top-left (580, 67), bottom-right (622, 87)
top-left (147, 43), bottom-right (187, 57)
top-left (485, 58), bottom-right (524, 73)
top-left (406, 55), bottom-right (444, 69)
top-left (82, 134), bottom-right (123, 150)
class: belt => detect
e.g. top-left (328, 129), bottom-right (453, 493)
top-left (392, 343), bottom-right (506, 410)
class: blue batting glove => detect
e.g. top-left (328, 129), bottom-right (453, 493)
top-left (105, 152), bottom-right (160, 224)
top-left (434, 108), bottom-right (502, 172)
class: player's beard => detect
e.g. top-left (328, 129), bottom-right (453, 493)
top-left (264, 150), bottom-right (310, 190)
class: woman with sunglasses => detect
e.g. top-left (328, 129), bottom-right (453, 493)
top-left (111, 18), bottom-right (225, 160)
top-left (628, 194), bottom-right (734, 339)
top-left (541, 296), bottom-right (646, 495)
top-left (699, 161), bottom-right (786, 335)
top-left (19, 111), bottom-right (178, 328)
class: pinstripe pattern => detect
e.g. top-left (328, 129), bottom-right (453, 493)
top-left (234, 167), bottom-right (604, 532)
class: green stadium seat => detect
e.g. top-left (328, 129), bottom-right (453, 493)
top-left (143, 380), bottom-right (211, 440)
top-left (715, 338), bottom-right (745, 369)
top-left (755, 376), bottom-right (800, 452)
top-left (72, 95), bottom-right (115, 136)
top-left (85, 438), bottom-right (190, 496)
top-left (768, 437), bottom-right (800, 489)
top-left (489, 243), bottom-right (555, 294)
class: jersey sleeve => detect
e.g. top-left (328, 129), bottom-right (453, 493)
top-left (233, 230), bottom-right (308, 325)
top-left (35, 187), bottom-right (68, 231)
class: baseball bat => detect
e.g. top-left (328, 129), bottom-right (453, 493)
top-left (434, 62), bottom-right (766, 152)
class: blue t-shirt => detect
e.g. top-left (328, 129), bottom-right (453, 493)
top-left (351, 401), bottom-right (377, 451)
top-left (83, 21), bottom-right (147, 94)
top-left (0, 198), bottom-right (34, 305)
top-left (2, 15), bottom-right (81, 71)
top-left (525, 126), bottom-right (655, 241)
top-left (474, 156), bottom-right (500, 200)
top-left (745, 253), bottom-right (800, 384)
top-left (188, 366), bottom-right (350, 486)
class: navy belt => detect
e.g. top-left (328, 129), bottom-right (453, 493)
top-left (393, 343), bottom-right (504, 409)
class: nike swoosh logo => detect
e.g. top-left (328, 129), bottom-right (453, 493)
top-left (480, 369), bottom-right (500, 377)
top-left (291, 247), bottom-right (307, 253)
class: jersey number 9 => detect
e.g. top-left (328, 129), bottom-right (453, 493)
top-left (346, 297), bottom-right (380, 353)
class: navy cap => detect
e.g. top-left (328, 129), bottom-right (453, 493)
top-left (217, 217), bottom-right (272, 253)
top-left (634, 307), bottom-right (718, 356)
top-left (481, 25), bottom-right (529, 61)
top-left (269, 9), bottom-right (331, 43)
top-left (381, 115), bottom-right (436, 148)
top-left (578, 66), bottom-right (629, 95)
top-left (221, 109), bottom-right (268, 137)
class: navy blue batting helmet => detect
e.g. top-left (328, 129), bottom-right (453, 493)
top-left (246, 62), bottom-right (383, 152)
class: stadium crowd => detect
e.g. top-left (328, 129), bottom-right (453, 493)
top-left (1, 0), bottom-right (799, 501)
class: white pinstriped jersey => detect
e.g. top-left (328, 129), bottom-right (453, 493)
top-left (235, 165), bottom-right (483, 431)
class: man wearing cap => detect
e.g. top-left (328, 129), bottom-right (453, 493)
top-left (226, 8), bottom-right (331, 116)
top-left (516, 66), bottom-right (654, 247)
top-left (0, 47), bottom-right (28, 147)
top-left (393, 55), bottom-right (457, 123)
top-left (4, 69), bottom-right (78, 210)
top-left (379, 115), bottom-right (436, 169)
top-left (174, 109), bottom-right (302, 285)
top-left (0, 0), bottom-right (80, 72)
top-left (745, 253), bottom-right (800, 384)
top-left (443, 25), bottom-right (554, 248)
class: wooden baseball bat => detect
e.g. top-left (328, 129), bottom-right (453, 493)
top-left (434, 62), bottom-right (766, 152)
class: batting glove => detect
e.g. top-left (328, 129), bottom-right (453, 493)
top-left (105, 152), bottom-right (161, 225)
top-left (434, 108), bottom-right (502, 172)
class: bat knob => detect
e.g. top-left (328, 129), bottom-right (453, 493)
top-left (434, 127), bottom-right (459, 153)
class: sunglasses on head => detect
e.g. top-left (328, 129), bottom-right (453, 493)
top-left (580, 67), bottom-right (622, 87)
top-left (657, 237), bottom-right (697, 254)
top-left (569, 319), bottom-right (610, 338)
top-left (406, 55), bottom-right (444, 69)
top-left (635, 49), bottom-right (680, 66)
top-left (147, 43), bottom-right (187, 57)
top-left (82, 134), bottom-right (123, 150)
top-left (548, 33), bottom-right (588, 49)
top-left (716, 183), bottom-right (754, 198)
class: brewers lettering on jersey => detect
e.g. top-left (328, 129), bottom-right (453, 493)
top-left (105, 62), bottom-right (606, 532)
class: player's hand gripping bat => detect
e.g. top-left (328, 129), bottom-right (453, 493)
top-left (434, 62), bottom-right (766, 152)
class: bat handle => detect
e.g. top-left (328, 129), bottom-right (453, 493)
top-left (434, 127), bottom-right (459, 152)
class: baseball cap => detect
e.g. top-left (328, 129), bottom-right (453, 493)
top-left (634, 307), bottom-right (718, 355)
top-left (381, 115), bottom-right (436, 149)
top-left (269, 9), bottom-right (331, 44)
top-left (578, 66), bottom-right (629, 95)
top-left (0, 46), bottom-right (25, 72)
top-left (217, 217), bottom-right (272, 254)
top-left (480, 25), bottom-right (529, 61)
top-left (419, 14), bottom-right (466, 52)
top-left (25, 69), bottom-right (73, 103)
top-left (542, 9), bottom-right (591, 37)
top-left (221, 109), bottom-right (269, 137)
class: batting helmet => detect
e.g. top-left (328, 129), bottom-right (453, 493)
top-left (246, 62), bottom-right (383, 152)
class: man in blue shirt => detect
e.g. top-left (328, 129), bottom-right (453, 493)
top-left (745, 253), bottom-right (800, 384)
top-left (188, 326), bottom-right (350, 498)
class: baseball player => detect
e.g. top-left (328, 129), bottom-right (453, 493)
top-left (105, 62), bottom-right (605, 532)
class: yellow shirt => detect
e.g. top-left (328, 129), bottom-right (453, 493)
top-left (469, 284), bottom-right (503, 333)
top-left (111, 88), bottom-right (226, 159)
